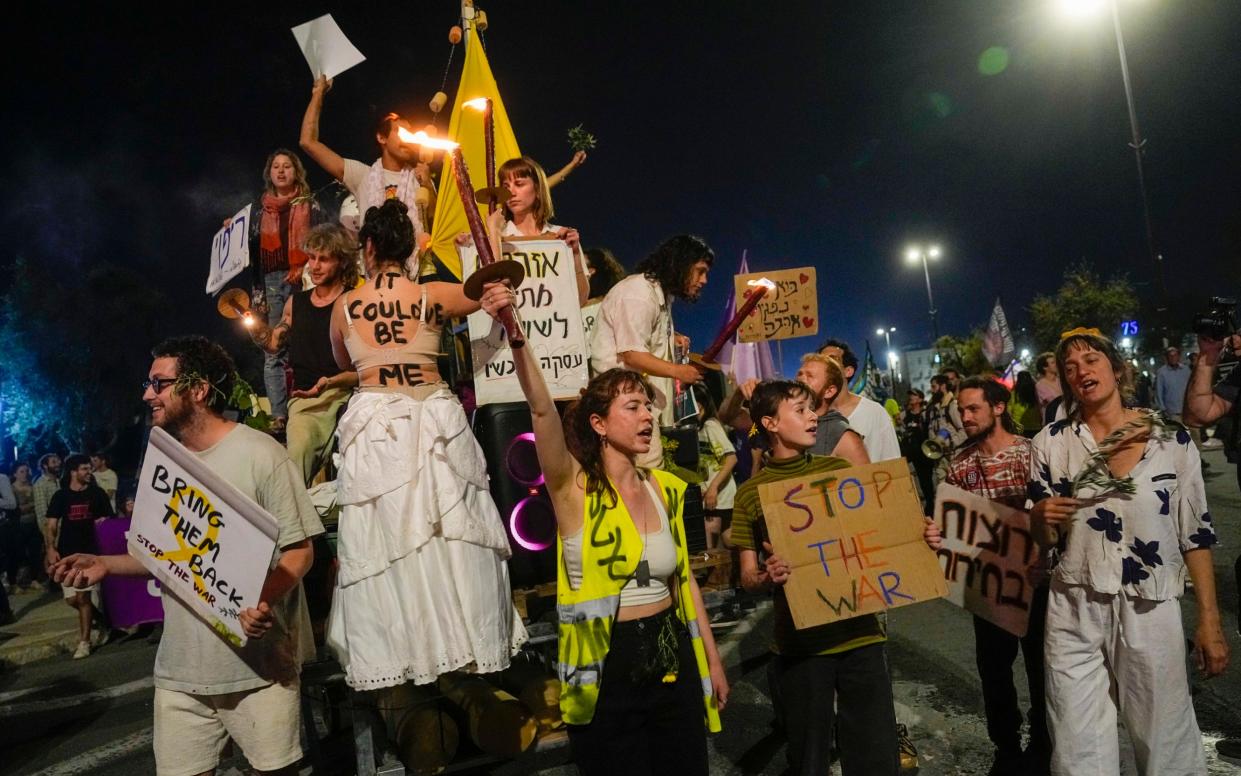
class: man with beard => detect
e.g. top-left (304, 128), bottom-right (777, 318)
top-left (52, 337), bottom-right (323, 776)
top-left (944, 377), bottom-right (1049, 775)
top-left (591, 235), bottom-right (713, 468)
top-left (927, 373), bottom-right (966, 465)
top-left (247, 224), bottom-right (360, 486)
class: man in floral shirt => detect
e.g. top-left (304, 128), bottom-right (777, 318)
top-left (1029, 329), bottom-right (1228, 774)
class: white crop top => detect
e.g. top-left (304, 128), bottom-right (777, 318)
top-left (562, 479), bottom-right (677, 608)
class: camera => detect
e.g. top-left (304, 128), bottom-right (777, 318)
top-left (1191, 297), bottom-right (1237, 340)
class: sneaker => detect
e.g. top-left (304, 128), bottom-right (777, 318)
top-left (897, 723), bottom-right (918, 770)
top-left (73, 641), bottom-right (91, 659)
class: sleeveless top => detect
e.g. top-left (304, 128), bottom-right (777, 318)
top-left (288, 290), bottom-right (341, 391)
top-left (342, 285), bottom-right (442, 373)
top-left (809, 408), bottom-right (852, 456)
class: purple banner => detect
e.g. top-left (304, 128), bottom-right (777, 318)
top-left (95, 517), bottom-right (164, 628)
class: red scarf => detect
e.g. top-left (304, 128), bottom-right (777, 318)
top-left (260, 192), bottom-right (312, 283)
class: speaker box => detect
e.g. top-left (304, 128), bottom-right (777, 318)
top-left (471, 402), bottom-right (557, 589)
top-left (682, 484), bottom-right (707, 555)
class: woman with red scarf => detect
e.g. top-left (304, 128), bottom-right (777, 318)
top-left (247, 149), bottom-right (325, 432)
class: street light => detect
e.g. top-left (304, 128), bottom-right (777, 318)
top-left (876, 326), bottom-right (898, 389)
top-left (905, 245), bottom-right (941, 344)
top-left (1058, 0), bottom-right (1166, 311)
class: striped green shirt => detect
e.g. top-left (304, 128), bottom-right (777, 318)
top-left (733, 452), bottom-right (886, 655)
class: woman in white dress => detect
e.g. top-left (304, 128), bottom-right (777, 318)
top-left (326, 199), bottom-right (526, 689)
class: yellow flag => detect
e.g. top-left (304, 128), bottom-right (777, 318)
top-left (428, 20), bottom-right (521, 279)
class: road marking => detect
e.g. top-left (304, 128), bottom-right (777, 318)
top-left (0, 677), bottom-right (153, 718)
top-left (27, 728), bottom-right (153, 776)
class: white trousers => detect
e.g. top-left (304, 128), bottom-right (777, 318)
top-left (1045, 580), bottom-right (1205, 776)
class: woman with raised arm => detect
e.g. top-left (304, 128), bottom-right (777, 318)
top-left (325, 199), bottom-right (525, 691)
top-left (478, 281), bottom-right (728, 776)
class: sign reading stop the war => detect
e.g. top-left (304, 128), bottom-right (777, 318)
top-left (758, 459), bottom-right (946, 629)
top-left (129, 427), bottom-right (279, 645)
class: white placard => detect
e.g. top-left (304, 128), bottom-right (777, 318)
top-left (462, 239), bottom-right (589, 406)
top-left (291, 14), bottom-right (366, 80)
top-left (933, 484), bottom-right (1039, 637)
top-left (206, 204), bottom-right (251, 295)
top-left (580, 300), bottom-right (602, 348)
top-left (129, 427), bottom-right (280, 645)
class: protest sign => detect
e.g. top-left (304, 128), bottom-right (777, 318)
top-left (758, 459), bottom-right (946, 629)
top-left (933, 484), bottom-right (1038, 637)
top-left (463, 238), bottom-right (589, 405)
top-left (581, 300), bottom-right (602, 348)
top-left (129, 427), bottom-right (279, 645)
top-left (291, 14), bottom-right (366, 80)
top-left (205, 204), bottom-right (251, 295)
top-left (96, 517), bottom-right (163, 628)
top-left (735, 267), bottom-right (818, 343)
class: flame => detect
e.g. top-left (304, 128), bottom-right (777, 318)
top-left (396, 127), bottom-right (459, 151)
top-left (242, 313), bottom-right (255, 328)
top-left (462, 97), bottom-right (489, 112)
top-left (747, 278), bottom-right (777, 291)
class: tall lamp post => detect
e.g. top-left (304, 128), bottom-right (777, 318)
top-left (905, 245), bottom-right (941, 345)
top-left (876, 326), bottom-right (897, 391)
top-left (1059, 0), bottom-right (1166, 311)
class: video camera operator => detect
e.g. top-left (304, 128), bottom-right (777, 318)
top-left (1183, 297), bottom-right (1241, 761)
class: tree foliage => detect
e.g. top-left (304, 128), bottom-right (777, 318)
top-left (933, 332), bottom-right (994, 377)
top-left (1029, 262), bottom-right (1138, 352)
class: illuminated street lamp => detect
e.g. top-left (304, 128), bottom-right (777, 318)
top-left (905, 245), bottom-right (941, 343)
top-left (1057, 0), bottom-right (1166, 310)
top-left (876, 326), bottom-right (898, 388)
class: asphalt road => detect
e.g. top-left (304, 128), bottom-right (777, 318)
top-left (3, 449), bottom-right (1240, 776)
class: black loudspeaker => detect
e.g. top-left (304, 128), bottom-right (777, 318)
top-left (682, 484), bottom-right (707, 555)
top-left (471, 402), bottom-right (558, 589)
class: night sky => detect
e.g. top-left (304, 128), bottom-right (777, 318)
top-left (5, 2), bottom-right (1241, 376)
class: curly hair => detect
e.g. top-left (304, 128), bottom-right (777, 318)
top-left (563, 368), bottom-right (655, 507)
top-left (358, 199), bottom-right (415, 267)
top-left (151, 336), bottom-right (237, 415)
top-left (584, 247), bottom-right (626, 300)
top-left (817, 338), bottom-right (859, 374)
top-left (303, 223), bottom-right (361, 289)
top-left (261, 148), bottom-right (311, 199)
top-left (1055, 331), bottom-right (1132, 418)
top-left (634, 235), bottom-right (714, 300)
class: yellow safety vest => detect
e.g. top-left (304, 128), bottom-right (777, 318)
top-left (555, 468), bottom-right (722, 731)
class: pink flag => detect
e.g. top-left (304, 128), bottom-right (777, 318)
top-left (715, 251), bottom-right (778, 383)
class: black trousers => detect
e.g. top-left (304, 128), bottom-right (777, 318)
top-left (568, 610), bottom-right (708, 776)
top-left (774, 642), bottom-right (899, 776)
top-left (973, 584), bottom-right (1050, 755)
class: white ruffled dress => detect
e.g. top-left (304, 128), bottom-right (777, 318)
top-left (326, 388), bottom-right (527, 689)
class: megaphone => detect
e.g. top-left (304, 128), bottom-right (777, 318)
top-left (921, 438), bottom-right (946, 460)
top-left (216, 288), bottom-right (258, 329)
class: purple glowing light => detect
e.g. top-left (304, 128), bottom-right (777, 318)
top-left (506, 432), bottom-right (544, 486)
top-left (509, 495), bottom-right (555, 552)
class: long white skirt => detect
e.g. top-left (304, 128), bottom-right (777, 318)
top-left (326, 389), bottom-right (527, 690)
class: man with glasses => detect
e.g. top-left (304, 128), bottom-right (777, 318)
top-left (53, 336), bottom-right (323, 776)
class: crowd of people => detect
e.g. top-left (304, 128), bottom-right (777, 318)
top-left (0, 71), bottom-right (1231, 776)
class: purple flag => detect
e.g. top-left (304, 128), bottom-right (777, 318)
top-left (95, 517), bottom-right (164, 628)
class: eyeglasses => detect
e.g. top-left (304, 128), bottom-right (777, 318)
top-left (142, 377), bottom-right (178, 394)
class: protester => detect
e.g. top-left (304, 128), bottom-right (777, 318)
top-left (1154, 345), bottom-right (1192, 422)
top-left (0, 469), bottom-right (17, 594)
top-left (90, 452), bottom-right (118, 511)
top-left (325, 199), bottom-right (525, 690)
top-left (495, 156), bottom-right (588, 305)
top-left (300, 75), bottom-right (432, 270)
top-left (943, 368), bottom-right (961, 394)
top-left (1029, 329), bottom-right (1229, 774)
top-left (691, 384), bottom-right (737, 550)
top-left (32, 453), bottom-right (61, 538)
top-left (816, 339), bottom-right (901, 461)
top-left (545, 149), bottom-right (588, 188)
top-left (583, 247), bottom-right (626, 305)
top-left (590, 235), bottom-right (713, 468)
top-left (899, 389), bottom-right (937, 510)
top-left (479, 280), bottom-right (727, 775)
top-left (44, 453), bottom-right (113, 658)
top-left (795, 353), bottom-right (869, 465)
top-left (732, 379), bottom-right (941, 775)
top-left (247, 223), bottom-right (360, 486)
top-left (10, 462), bottom-right (40, 588)
top-left (946, 377), bottom-right (1049, 774)
top-left (1009, 370), bottom-right (1043, 437)
top-left (1033, 353), bottom-right (1061, 414)
top-left (926, 373), bottom-right (967, 464)
top-left (53, 335), bottom-right (322, 774)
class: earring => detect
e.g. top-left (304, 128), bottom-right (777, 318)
top-left (600, 434), bottom-right (608, 448)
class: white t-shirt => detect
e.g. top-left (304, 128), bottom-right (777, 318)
top-left (153, 424), bottom-right (325, 695)
top-left (697, 418), bottom-right (738, 510)
top-left (844, 395), bottom-right (901, 462)
top-left (590, 274), bottom-right (675, 425)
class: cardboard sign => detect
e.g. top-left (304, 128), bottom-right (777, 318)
top-left (206, 204), bottom-right (251, 295)
top-left (758, 459), bottom-right (946, 629)
top-left (462, 238), bottom-right (589, 405)
top-left (581, 300), bottom-right (602, 348)
top-left (735, 266), bottom-right (818, 343)
top-left (933, 484), bottom-right (1038, 637)
top-left (96, 517), bottom-right (163, 628)
top-left (129, 427), bottom-right (280, 645)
